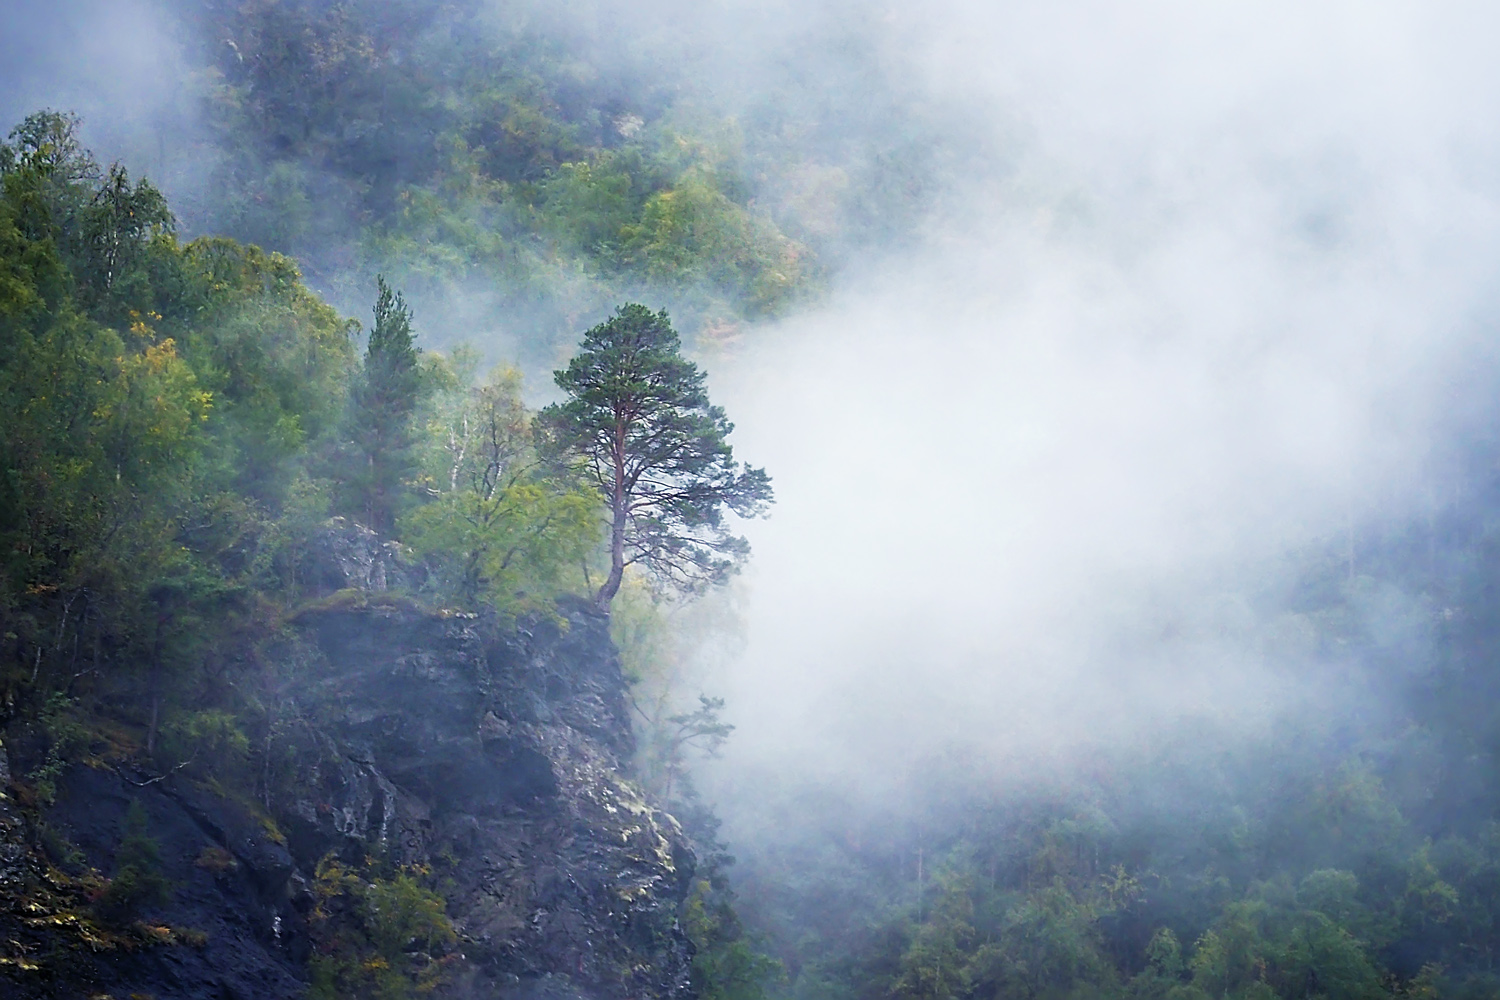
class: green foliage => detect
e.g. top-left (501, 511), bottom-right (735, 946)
top-left (175, 0), bottom-right (832, 350)
top-left (619, 175), bottom-right (807, 318)
top-left (609, 576), bottom-right (770, 999)
top-left (541, 153), bottom-right (809, 317)
top-left (157, 708), bottom-right (252, 781)
top-left (0, 110), bottom-right (361, 719)
top-left (176, 237), bottom-right (357, 498)
top-left (12, 5), bottom-right (1500, 999)
top-left (685, 875), bottom-right (785, 1000)
top-left (36, 818), bottom-right (87, 872)
top-left (338, 277), bottom-right (424, 532)
top-left (539, 303), bottom-right (773, 607)
top-left (634, 694), bottom-right (734, 802)
top-left (402, 363), bottom-right (599, 615)
top-left (730, 450), bottom-right (1500, 1000)
top-left (0, 100), bottom-right (771, 1000)
top-left (69, 165), bottom-right (174, 321)
top-left (27, 693), bottom-right (89, 805)
top-left (610, 572), bottom-right (752, 804)
top-left (308, 857), bottom-right (456, 1000)
top-left (94, 800), bottom-right (172, 926)
top-left (892, 868), bottom-right (979, 1000)
top-left (741, 766), bottom-right (1466, 1000)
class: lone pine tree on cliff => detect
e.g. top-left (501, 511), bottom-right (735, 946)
top-left (540, 304), bottom-right (773, 610)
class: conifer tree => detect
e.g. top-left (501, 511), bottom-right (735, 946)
top-left (539, 304), bottom-right (772, 609)
top-left (344, 277), bottom-right (421, 532)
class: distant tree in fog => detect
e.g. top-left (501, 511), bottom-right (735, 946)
top-left (341, 277), bottom-right (422, 532)
top-left (539, 304), bottom-right (772, 609)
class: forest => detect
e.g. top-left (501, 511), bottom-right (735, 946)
top-left (5, 1), bottom-right (1500, 999)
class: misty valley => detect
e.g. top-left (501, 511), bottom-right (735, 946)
top-left (4, 2), bottom-right (1500, 1000)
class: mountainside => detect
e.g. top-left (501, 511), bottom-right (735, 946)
top-left (90, 0), bottom-right (937, 364)
top-left (0, 521), bottom-right (696, 1000)
top-left (19, 5), bottom-right (1500, 1000)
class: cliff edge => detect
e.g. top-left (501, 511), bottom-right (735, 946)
top-left (0, 522), bottom-right (695, 1000)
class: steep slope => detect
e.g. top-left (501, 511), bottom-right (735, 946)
top-left (0, 522), bottom-right (695, 1000)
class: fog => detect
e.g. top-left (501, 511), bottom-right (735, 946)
top-left (699, 1), bottom-right (1500, 824)
top-left (6, 0), bottom-right (1499, 843)
top-left (0, 1), bottom-right (196, 179)
top-left (17, 6), bottom-right (1500, 994)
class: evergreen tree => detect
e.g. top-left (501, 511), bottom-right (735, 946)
top-left (343, 276), bottom-right (421, 532)
top-left (538, 304), bottom-right (773, 609)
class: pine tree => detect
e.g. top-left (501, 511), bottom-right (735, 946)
top-left (344, 277), bottom-right (421, 532)
top-left (538, 304), bottom-right (772, 609)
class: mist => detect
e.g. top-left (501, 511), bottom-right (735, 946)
top-left (7, 2), bottom-right (1500, 993)
top-left (0, 1), bottom-right (198, 182)
top-left (700, 0), bottom-right (1500, 823)
top-left (11, 0), bottom-right (1496, 827)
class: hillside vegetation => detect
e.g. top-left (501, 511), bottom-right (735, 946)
top-left (9, 2), bottom-right (1500, 999)
top-left (726, 479), bottom-right (1500, 1000)
top-left (0, 104), bottom-right (768, 998)
top-left (152, 0), bottom-right (938, 361)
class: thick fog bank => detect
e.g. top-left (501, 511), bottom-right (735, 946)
top-left (5, 0), bottom-right (1498, 828)
top-left (700, 1), bottom-right (1500, 828)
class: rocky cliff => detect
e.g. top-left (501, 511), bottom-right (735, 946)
top-left (0, 523), bottom-right (696, 1000)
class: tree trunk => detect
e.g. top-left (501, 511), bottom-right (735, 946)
top-left (594, 429), bottom-right (629, 611)
top-left (595, 494), bottom-right (627, 610)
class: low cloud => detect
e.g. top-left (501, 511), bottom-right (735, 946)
top-left (700, 0), bottom-right (1500, 821)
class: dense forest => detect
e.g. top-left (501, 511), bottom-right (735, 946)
top-left (0, 99), bottom-right (773, 997)
top-left (111, 0), bottom-right (942, 365)
top-left (6, 1), bottom-right (1500, 999)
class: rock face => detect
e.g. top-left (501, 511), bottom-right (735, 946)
top-left (0, 522), bottom-right (695, 999)
top-left (277, 594), bottom-right (695, 1000)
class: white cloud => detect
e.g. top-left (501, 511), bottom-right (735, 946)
top-left (698, 0), bottom-right (1500, 813)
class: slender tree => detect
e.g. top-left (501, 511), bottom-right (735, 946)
top-left (539, 304), bottom-right (772, 610)
top-left (345, 276), bottom-right (421, 532)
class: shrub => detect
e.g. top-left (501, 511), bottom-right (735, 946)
top-left (94, 800), bottom-right (172, 926)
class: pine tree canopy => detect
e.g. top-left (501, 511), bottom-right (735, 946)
top-left (539, 304), bottom-right (773, 609)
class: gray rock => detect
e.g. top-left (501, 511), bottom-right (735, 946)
top-left (274, 593), bottom-right (694, 1000)
top-left (300, 516), bottom-right (416, 594)
top-left (0, 739), bottom-right (27, 894)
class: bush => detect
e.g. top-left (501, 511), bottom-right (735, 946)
top-left (94, 800), bottom-right (172, 926)
top-left (308, 856), bottom-right (457, 1000)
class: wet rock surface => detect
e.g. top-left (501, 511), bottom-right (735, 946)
top-left (0, 523), bottom-right (695, 999)
top-left (0, 740), bottom-right (310, 999)
top-left (276, 593), bottom-right (694, 1000)
top-left (0, 740), bottom-right (25, 892)
top-left (299, 516), bottom-right (417, 594)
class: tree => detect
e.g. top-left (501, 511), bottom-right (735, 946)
top-left (0, 110), bottom-right (99, 246)
top-left (343, 276), bottom-right (421, 532)
top-left (538, 304), bottom-right (772, 610)
top-left (636, 694), bottom-right (735, 801)
top-left (402, 364), bottom-right (598, 614)
top-left (73, 163), bottom-right (173, 316)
